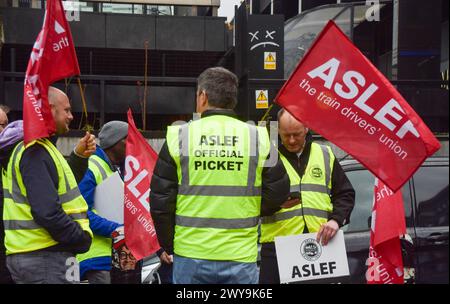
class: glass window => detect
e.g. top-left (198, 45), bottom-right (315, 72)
top-left (102, 3), bottom-right (133, 14)
top-left (133, 4), bottom-right (144, 15)
top-left (413, 166), bottom-right (449, 227)
top-left (342, 169), bottom-right (412, 233)
top-left (147, 5), bottom-right (173, 16)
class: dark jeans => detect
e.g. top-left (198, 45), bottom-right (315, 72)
top-left (7, 251), bottom-right (79, 284)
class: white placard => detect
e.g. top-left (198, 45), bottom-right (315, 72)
top-left (93, 171), bottom-right (124, 224)
top-left (274, 230), bottom-right (349, 283)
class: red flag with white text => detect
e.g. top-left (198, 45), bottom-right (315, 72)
top-left (366, 178), bottom-right (406, 284)
top-left (124, 109), bottom-right (160, 260)
top-left (23, 0), bottom-right (80, 144)
top-left (275, 21), bottom-right (440, 191)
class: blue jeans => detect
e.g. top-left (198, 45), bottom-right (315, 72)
top-left (173, 255), bottom-right (258, 284)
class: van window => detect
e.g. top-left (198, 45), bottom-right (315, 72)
top-left (343, 169), bottom-right (412, 232)
top-left (413, 166), bottom-right (449, 227)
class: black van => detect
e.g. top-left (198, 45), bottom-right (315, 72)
top-left (341, 156), bottom-right (449, 284)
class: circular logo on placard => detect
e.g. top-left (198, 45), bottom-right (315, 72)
top-left (300, 238), bottom-right (322, 261)
top-left (309, 166), bottom-right (323, 180)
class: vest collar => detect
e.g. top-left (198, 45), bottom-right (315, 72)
top-left (201, 109), bottom-right (238, 119)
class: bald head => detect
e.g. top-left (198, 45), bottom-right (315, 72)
top-left (278, 109), bottom-right (308, 153)
top-left (48, 86), bottom-right (67, 106)
top-left (48, 86), bottom-right (73, 135)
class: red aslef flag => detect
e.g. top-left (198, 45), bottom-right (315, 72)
top-left (124, 109), bottom-right (160, 260)
top-left (23, 0), bottom-right (80, 144)
top-left (275, 20), bottom-right (440, 192)
top-left (366, 178), bottom-right (406, 284)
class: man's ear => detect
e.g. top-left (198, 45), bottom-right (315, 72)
top-left (197, 90), bottom-right (208, 113)
top-left (200, 90), bottom-right (208, 108)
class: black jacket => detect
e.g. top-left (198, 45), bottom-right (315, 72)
top-left (150, 110), bottom-right (290, 255)
top-left (5, 137), bottom-right (92, 254)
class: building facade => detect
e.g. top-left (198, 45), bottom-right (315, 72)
top-left (0, 0), bottom-right (229, 132)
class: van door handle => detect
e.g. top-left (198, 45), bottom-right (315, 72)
top-left (426, 234), bottom-right (448, 244)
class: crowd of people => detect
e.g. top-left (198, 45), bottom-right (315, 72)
top-left (0, 67), bottom-right (354, 284)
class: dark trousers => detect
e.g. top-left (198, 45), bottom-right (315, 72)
top-left (7, 251), bottom-right (79, 284)
top-left (86, 270), bottom-right (111, 284)
top-left (259, 245), bottom-right (280, 284)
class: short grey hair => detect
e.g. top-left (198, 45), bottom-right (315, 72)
top-left (197, 67), bottom-right (238, 109)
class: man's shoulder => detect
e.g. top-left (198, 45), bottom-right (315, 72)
top-left (20, 140), bottom-right (55, 168)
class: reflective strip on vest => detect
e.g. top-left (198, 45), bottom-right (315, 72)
top-left (261, 208), bottom-right (330, 225)
top-left (176, 215), bottom-right (259, 229)
top-left (89, 157), bottom-right (109, 181)
top-left (4, 211), bottom-right (88, 229)
top-left (319, 144), bottom-right (331, 195)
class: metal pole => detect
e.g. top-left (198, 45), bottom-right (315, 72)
top-left (143, 41), bottom-right (149, 131)
top-left (100, 80), bottom-right (105, 127)
top-left (270, 0), bottom-right (274, 15)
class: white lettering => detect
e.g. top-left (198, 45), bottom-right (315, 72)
top-left (307, 58), bottom-right (340, 89)
top-left (396, 120), bottom-right (420, 139)
top-left (124, 155), bottom-right (140, 182)
top-left (335, 70), bottom-right (365, 100)
top-left (354, 83), bottom-right (378, 115)
top-left (127, 170), bottom-right (148, 198)
top-left (374, 98), bottom-right (403, 131)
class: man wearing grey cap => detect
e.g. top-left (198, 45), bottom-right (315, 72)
top-left (77, 121), bottom-right (128, 284)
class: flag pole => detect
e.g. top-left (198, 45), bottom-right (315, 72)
top-left (259, 104), bottom-right (274, 123)
top-left (77, 77), bottom-right (91, 131)
top-left (143, 41), bottom-right (149, 131)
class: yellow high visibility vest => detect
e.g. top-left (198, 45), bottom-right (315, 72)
top-left (77, 155), bottom-right (114, 264)
top-left (260, 143), bottom-right (334, 243)
top-left (166, 115), bottom-right (270, 263)
top-left (2, 139), bottom-right (92, 255)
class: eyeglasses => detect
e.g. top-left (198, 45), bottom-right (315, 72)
top-left (119, 251), bottom-right (136, 260)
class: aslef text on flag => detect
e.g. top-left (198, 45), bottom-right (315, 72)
top-left (275, 21), bottom-right (440, 191)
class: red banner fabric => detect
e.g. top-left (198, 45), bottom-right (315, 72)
top-left (275, 21), bottom-right (440, 191)
top-left (366, 178), bottom-right (406, 284)
top-left (124, 109), bottom-right (160, 260)
top-left (23, 0), bottom-right (80, 144)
